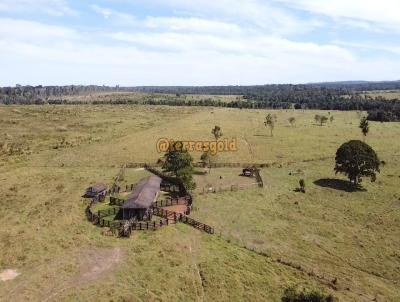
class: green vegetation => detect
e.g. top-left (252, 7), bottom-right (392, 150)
top-left (359, 116), bottom-right (370, 140)
top-left (281, 286), bottom-right (334, 302)
top-left (162, 141), bottom-right (196, 190)
top-left (314, 114), bottom-right (328, 126)
top-left (334, 140), bottom-right (380, 186)
top-left (264, 113), bottom-right (277, 136)
top-left (288, 117), bottom-right (296, 127)
top-left (211, 125), bottom-right (223, 140)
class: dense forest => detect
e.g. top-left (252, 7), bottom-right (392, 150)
top-left (1, 82), bottom-right (400, 121)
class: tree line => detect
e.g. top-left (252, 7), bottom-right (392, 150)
top-left (1, 82), bottom-right (400, 121)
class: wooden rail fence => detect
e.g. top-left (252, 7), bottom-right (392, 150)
top-left (152, 207), bottom-right (214, 234)
top-left (153, 198), bottom-right (188, 208)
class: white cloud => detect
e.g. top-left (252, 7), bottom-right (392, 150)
top-left (91, 5), bottom-right (243, 35)
top-left (143, 17), bottom-right (243, 35)
top-left (2, 18), bottom-right (397, 86)
top-left (0, 0), bottom-right (77, 16)
top-left (0, 1), bottom-right (399, 86)
top-left (108, 31), bottom-right (354, 62)
top-left (273, 0), bottom-right (400, 31)
top-left (91, 5), bottom-right (137, 25)
top-left (333, 40), bottom-right (400, 56)
top-left (0, 18), bottom-right (78, 42)
top-left (110, 0), bottom-right (323, 35)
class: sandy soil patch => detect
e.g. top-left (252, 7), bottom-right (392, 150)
top-left (41, 247), bottom-right (124, 302)
top-left (162, 204), bottom-right (188, 214)
top-left (0, 269), bottom-right (19, 281)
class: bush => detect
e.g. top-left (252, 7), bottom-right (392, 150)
top-left (281, 286), bottom-right (334, 302)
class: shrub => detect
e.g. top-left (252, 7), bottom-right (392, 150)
top-left (299, 179), bottom-right (306, 193)
top-left (282, 286), bottom-right (334, 302)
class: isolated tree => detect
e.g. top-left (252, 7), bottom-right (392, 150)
top-left (162, 141), bottom-right (195, 189)
top-left (211, 125), bottom-right (223, 140)
top-left (288, 117), bottom-right (296, 127)
top-left (299, 179), bottom-right (305, 193)
top-left (265, 113), bottom-right (277, 136)
top-left (200, 150), bottom-right (216, 173)
top-left (359, 116), bottom-right (369, 141)
top-left (320, 116), bottom-right (328, 126)
top-left (334, 140), bottom-right (380, 186)
top-left (315, 114), bottom-right (328, 126)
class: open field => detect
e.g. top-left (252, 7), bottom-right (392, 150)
top-left (49, 91), bottom-right (244, 104)
top-left (0, 104), bottom-right (399, 301)
top-left (364, 90), bottom-right (400, 100)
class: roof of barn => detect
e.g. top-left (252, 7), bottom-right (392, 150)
top-left (122, 176), bottom-right (162, 209)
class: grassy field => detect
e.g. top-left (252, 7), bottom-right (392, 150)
top-left (0, 104), bottom-right (399, 301)
top-left (50, 91), bottom-right (244, 104)
top-left (364, 90), bottom-right (400, 100)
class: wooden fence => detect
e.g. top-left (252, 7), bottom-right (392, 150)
top-left (153, 198), bottom-right (188, 208)
top-left (254, 168), bottom-right (264, 187)
top-left (152, 207), bottom-right (214, 234)
top-left (86, 203), bottom-right (213, 236)
top-left (111, 164), bottom-right (126, 193)
top-left (130, 161), bottom-right (275, 169)
top-left (199, 183), bottom-right (259, 194)
top-left (109, 196), bottom-right (125, 206)
top-left (144, 165), bottom-right (193, 205)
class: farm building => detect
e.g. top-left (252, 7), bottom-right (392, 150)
top-left (84, 183), bottom-right (108, 200)
top-left (121, 175), bottom-right (162, 221)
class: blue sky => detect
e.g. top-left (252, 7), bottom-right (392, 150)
top-left (0, 0), bottom-right (399, 86)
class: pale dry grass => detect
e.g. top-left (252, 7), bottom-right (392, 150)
top-left (0, 104), bottom-right (399, 301)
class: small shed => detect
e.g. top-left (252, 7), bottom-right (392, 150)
top-left (121, 176), bottom-right (162, 221)
top-left (84, 183), bottom-right (108, 199)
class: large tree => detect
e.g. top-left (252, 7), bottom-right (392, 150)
top-left (162, 141), bottom-right (196, 190)
top-left (334, 140), bottom-right (380, 186)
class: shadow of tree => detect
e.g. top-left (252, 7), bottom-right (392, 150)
top-left (313, 178), bottom-right (366, 192)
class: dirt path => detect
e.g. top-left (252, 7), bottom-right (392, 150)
top-left (5, 247), bottom-right (124, 302)
top-left (45, 247), bottom-right (124, 302)
top-left (74, 247), bottom-right (123, 285)
top-left (243, 136), bottom-right (254, 159)
top-left (162, 204), bottom-right (187, 214)
top-left (0, 269), bottom-right (19, 281)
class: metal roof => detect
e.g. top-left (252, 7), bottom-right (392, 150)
top-left (122, 176), bottom-right (162, 209)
